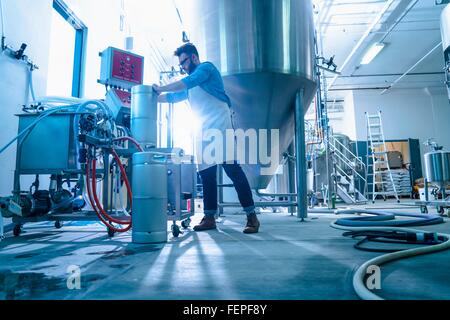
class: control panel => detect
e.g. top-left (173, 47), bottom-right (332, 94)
top-left (98, 47), bottom-right (144, 90)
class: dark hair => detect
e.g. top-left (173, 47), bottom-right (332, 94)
top-left (174, 43), bottom-right (199, 58)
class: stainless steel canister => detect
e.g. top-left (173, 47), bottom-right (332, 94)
top-left (132, 152), bottom-right (167, 243)
top-left (131, 85), bottom-right (158, 149)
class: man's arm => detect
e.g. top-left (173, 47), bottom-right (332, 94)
top-left (153, 80), bottom-right (187, 95)
top-left (157, 91), bottom-right (188, 104)
top-left (153, 63), bottom-right (213, 95)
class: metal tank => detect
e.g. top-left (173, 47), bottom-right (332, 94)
top-left (131, 85), bottom-right (158, 149)
top-left (181, 0), bottom-right (317, 189)
top-left (441, 4), bottom-right (450, 100)
top-left (424, 151), bottom-right (450, 187)
top-left (132, 152), bottom-right (168, 244)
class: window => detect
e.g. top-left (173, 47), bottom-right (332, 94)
top-left (46, 0), bottom-right (87, 98)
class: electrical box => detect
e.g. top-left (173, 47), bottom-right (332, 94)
top-left (98, 47), bottom-right (144, 90)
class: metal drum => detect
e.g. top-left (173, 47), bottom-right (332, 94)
top-left (132, 152), bottom-right (168, 244)
top-left (441, 4), bottom-right (450, 53)
top-left (424, 151), bottom-right (450, 186)
top-left (131, 85), bottom-right (158, 149)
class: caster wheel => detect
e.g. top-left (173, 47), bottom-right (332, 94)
top-left (181, 218), bottom-right (191, 229)
top-left (420, 206), bottom-right (428, 214)
top-left (107, 228), bottom-right (115, 238)
top-left (13, 224), bottom-right (22, 237)
top-left (55, 221), bottom-right (63, 229)
top-left (172, 224), bottom-right (181, 237)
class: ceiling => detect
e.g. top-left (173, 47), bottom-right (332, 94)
top-left (314, 0), bottom-right (448, 98)
top-left (123, 0), bottom-right (448, 96)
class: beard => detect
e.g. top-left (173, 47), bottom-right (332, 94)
top-left (187, 62), bottom-right (197, 75)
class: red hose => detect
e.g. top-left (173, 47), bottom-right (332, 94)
top-left (113, 136), bottom-right (143, 152)
top-left (91, 159), bottom-right (131, 226)
top-left (86, 162), bottom-right (130, 232)
top-left (86, 160), bottom-right (131, 233)
top-left (111, 149), bottom-right (133, 210)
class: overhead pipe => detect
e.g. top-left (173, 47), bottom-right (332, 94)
top-left (378, 0), bottom-right (419, 44)
top-left (380, 41), bottom-right (442, 94)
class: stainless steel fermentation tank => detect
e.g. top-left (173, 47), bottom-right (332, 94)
top-left (181, 0), bottom-right (317, 190)
top-left (441, 4), bottom-right (450, 100)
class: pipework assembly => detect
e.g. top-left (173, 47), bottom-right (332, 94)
top-left (0, 47), bottom-right (196, 242)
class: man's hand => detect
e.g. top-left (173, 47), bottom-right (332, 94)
top-left (152, 84), bottom-right (163, 95)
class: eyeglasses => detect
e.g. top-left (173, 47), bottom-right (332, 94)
top-left (179, 56), bottom-right (190, 68)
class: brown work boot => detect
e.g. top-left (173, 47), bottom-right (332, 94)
top-left (243, 213), bottom-right (260, 234)
top-left (193, 215), bottom-right (217, 231)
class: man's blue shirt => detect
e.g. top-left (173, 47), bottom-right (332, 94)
top-left (166, 62), bottom-right (231, 107)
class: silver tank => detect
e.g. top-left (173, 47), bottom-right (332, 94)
top-left (132, 152), bottom-right (168, 244)
top-left (131, 85), bottom-right (158, 149)
top-left (441, 5), bottom-right (450, 100)
top-left (441, 5), bottom-right (450, 53)
top-left (181, 0), bottom-right (317, 189)
top-left (424, 151), bottom-right (450, 186)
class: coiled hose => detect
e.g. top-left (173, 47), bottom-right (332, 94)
top-left (330, 209), bottom-right (450, 300)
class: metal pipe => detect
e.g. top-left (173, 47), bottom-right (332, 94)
top-left (218, 201), bottom-right (298, 208)
top-left (295, 90), bottom-right (307, 220)
top-left (380, 41), bottom-right (442, 94)
top-left (326, 71), bottom-right (444, 79)
top-left (256, 191), bottom-right (297, 198)
top-left (167, 103), bottom-right (174, 148)
top-left (329, 87), bottom-right (390, 91)
top-left (379, 0), bottom-right (419, 43)
top-left (102, 153), bottom-right (109, 212)
top-left (288, 143), bottom-right (296, 216)
top-left (218, 166), bottom-right (224, 216)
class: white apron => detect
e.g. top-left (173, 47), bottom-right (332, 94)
top-left (189, 86), bottom-right (235, 171)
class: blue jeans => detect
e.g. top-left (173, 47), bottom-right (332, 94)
top-left (199, 163), bottom-right (255, 217)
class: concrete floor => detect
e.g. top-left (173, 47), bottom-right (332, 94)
top-left (1, 200), bottom-right (450, 300)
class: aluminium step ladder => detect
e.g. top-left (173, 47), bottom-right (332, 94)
top-left (365, 111), bottom-right (399, 203)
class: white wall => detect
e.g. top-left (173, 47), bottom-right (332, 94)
top-left (351, 87), bottom-right (450, 170)
top-left (328, 91), bottom-right (357, 140)
top-left (0, 0), bottom-right (53, 228)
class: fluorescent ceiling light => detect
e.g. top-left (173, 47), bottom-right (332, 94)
top-left (361, 43), bottom-right (385, 65)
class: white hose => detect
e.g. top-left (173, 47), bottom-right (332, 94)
top-left (34, 96), bottom-right (86, 105)
top-left (331, 221), bottom-right (450, 300)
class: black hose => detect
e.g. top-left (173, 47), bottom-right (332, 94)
top-left (342, 229), bottom-right (445, 252)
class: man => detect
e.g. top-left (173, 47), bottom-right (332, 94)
top-left (152, 43), bottom-right (260, 234)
